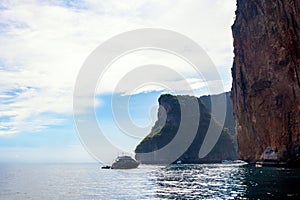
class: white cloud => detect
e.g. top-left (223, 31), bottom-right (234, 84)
top-left (0, 0), bottom-right (236, 135)
top-left (95, 49), bottom-right (228, 96)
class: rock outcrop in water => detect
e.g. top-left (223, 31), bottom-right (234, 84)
top-left (232, 0), bottom-right (300, 165)
top-left (135, 93), bottom-right (237, 164)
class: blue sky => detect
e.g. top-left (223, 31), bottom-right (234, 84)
top-left (0, 0), bottom-right (236, 163)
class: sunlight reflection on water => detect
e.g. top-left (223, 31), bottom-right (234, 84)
top-left (0, 163), bottom-right (299, 199)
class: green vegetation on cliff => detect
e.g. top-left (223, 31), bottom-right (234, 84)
top-left (135, 92), bottom-right (237, 164)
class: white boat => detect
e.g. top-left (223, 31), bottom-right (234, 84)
top-left (176, 160), bottom-right (182, 164)
top-left (222, 160), bottom-right (248, 166)
top-left (111, 156), bottom-right (140, 169)
top-left (255, 147), bottom-right (287, 167)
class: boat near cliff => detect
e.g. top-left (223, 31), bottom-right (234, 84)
top-left (111, 156), bottom-right (140, 169)
top-left (255, 161), bottom-right (287, 167)
top-left (222, 160), bottom-right (248, 166)
top-left (255, 147), bottom-right (287, 167)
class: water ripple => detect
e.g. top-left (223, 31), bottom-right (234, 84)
top-left (0, 163), bottom-right (299, 199)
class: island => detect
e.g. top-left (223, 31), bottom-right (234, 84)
top-left (135, 92), bottom-right (237, 164)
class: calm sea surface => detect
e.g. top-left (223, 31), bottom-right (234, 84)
top-left (0, 163), bottom-right (299, 199)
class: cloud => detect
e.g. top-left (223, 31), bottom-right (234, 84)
top-left (95, 49), bottom-right (230, 96)
top-left (0, 0), bottom-right (236, 135)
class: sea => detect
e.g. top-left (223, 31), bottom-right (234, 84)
top-left (0, 163), bottom-right (299, 199)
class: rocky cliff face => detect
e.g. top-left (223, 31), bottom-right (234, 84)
top-left (232, 0), bottom-right (300, 165)
top-left (135, 93), bottom-right (237, 164)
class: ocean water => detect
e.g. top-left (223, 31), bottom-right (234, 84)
top-left (0, 163), bottom-right (299, 199)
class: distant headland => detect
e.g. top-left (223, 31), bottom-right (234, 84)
top-left (135, 92), bottom-right (237, 164)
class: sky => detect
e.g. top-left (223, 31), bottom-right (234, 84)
top-left (0, 0), bottom-right (236, 163)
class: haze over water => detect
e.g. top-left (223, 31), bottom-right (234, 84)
top-left (0, 163), bottom-right (299, 199)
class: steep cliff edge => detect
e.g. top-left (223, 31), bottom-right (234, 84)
top-left (232, 0), bottom-right (300, 165)
top-left (135, 93), bottom-right (237, 164)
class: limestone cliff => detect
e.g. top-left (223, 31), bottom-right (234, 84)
top-left (232, 0), bottom-right (300, 165)
top-left (135, 93), bottom-right (237, 164)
